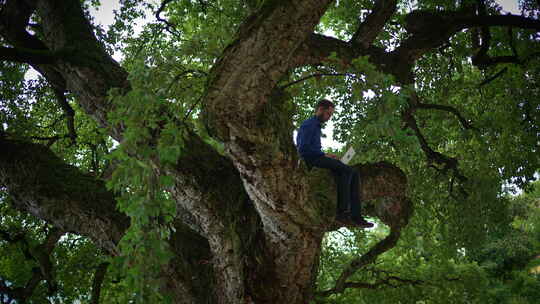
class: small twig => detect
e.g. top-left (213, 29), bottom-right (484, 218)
top-left (182, 95), bottom-right (204, 122)
top-left (31, 135), bottom-right (73, 147)
top-left (478, 67), bottom-right (508, 87)
top-left (31, 135), bottom-right (61, 147)
top-left (53, 89), bottom-right (77, 144)
top-left (165, 69), bottom-right (208, 93)
top-left (415, 103), bottom-right (476, 130)
top-left (35, 115), bottom-right (65, 130)
top-left (325, 226), bottom-right (403, 296)
top-left (448, 174), bottom-right (455, 198)
top-left (508, 26), bottom-right (518, 57)
top-left (280, 73), bottom-right (353, 89)
top-left (197, 0), bottom-right (208, 13)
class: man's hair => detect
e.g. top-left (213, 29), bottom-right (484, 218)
top-left (316, 99), bottom-right (335, 110)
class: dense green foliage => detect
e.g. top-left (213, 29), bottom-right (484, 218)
top-left (1, 0), bottom-right (539, 303)
top-left (317, 181), bottom-right (540, 304)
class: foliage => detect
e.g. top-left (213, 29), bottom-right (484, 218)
top-left (316, 181), bottom-right (540, 304)
top-left (1, 0), bottom-right (540, 303)
top-left (0, 193), bottom-right (106, 303)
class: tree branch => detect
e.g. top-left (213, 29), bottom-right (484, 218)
top-left (401, 107), bottom-right (467, 183)
top-left (155, 0), bottom-right (182, 37)
top-left (508, 26), bottom-right (518, 57)
top-left (280, 73), bottom-right (353, 89)
top-left (479, 67), bottom-right (508, 86)
top-left (293, 33), bottom-right (410, 82)
top-left (53, 89), bottom-right (77, 143)
top-left (0, 46), bottom-right (59, 64)
top-left (90, 262), bottom-right (109, 304)
top-left (395, 9), bottom-right (540, 67)
top-left (319, 226), bottom-right (402, 296)
top-left (468, 2), bottom-right (524, 69)
top-left (0, 137), bottom-right (223, 302)
top-left (415, 102), bottom-right (476, 130)
top-left (471, 1), bottom-right (492, 68)
top-left (34, 227), bottom-right (64, 295)
top-left (0, 138), bottom-right (129, 254)
top-left (350, 0), bottom-right (397, 47)
top-left (338, 275), bottom-right (424, 291)
top-left (1, 0), bottom-right (130, 141)
top-left (0, 226), bottom-right (63, 302)
top-left (295, 10), bottom-right (540, 87)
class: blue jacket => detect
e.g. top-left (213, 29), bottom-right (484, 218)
top-left (296, 116), bottom-right (324, 161)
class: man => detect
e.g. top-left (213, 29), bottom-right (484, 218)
top-left (296, 99), bottom-right (374, 228)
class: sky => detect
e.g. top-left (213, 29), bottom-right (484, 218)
top-left (497, 0), bottom-right (520, 14)
top-left (89, 0), bottom-right (522, 35)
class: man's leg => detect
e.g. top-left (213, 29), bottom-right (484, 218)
top-left (307, 156), bottom-right (353, 216)
top-left (308, 156), bottom-right (373, 228)
top-left (350, 170), bottom-right (360, 219)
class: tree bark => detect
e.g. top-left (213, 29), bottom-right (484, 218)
top-left (0, 0), bottom-right (411, 302)
top-left (7, 0), bottom-right (537, 302)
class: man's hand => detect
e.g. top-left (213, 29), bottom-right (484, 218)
top-left (325, 153), bottom-right (338, 159)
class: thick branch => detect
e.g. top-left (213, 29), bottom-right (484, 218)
top-left (155, 0), bottom-right (182, 36)
top-left (0, 0), bottom-right (67, 90)
top-left (0, 0), bottom-right (130, 140)
top-left (0, 0), bottom-right (42, 50)
top-left (0, 46), bottom-right (59, 64)
top-left (293, 33), bottom-right (407, 81)
top-left (0, 137), bottom-right (224, 302)
top-left (295, 11), bottom-right (540, 86)
top-left (350, 0), bottom-right (397, 47)
top-left (0, 138), bottom-right (129, 254)
top-left (401, 108), bottom-right (467, 183)
top-left (394, 10), bottom-right (540, 71)
top-left (468, 14), bottom-right (540, 30)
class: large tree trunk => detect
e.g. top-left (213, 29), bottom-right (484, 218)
top-left (0, 0), bottom-right (412, 303)
top-left (0, 137), bottom-right (410, 303)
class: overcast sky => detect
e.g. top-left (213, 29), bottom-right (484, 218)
top-left (89, 1), bottom-right (521, 30)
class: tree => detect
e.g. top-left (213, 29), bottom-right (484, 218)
top-left (473, 181), bottom-right (540, 304)
top-left (0, 0), bottom-right (539, 303)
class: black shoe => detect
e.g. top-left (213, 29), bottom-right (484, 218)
top-left (351, 217), bottom-right (374, 228)
top-left (335, 212), bottom-right (353, 227)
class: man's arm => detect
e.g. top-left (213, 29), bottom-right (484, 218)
top-left (297, 121), bottom-right (324, 159)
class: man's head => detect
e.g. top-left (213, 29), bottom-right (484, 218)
top-left (315, 99), bottom-right (335, 122)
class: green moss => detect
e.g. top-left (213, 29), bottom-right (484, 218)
top-left (256, 88), bottom-right (297, 157)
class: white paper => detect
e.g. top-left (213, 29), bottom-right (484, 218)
top-left (340, 146), bottom-right (356, 164)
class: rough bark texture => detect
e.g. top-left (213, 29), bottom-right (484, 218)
top-left (0, 138), bottom-right (128, 254)
top-left (203, 1), bottom-right (336, 301)
top-left (2, 0), bottom-right (539, 303)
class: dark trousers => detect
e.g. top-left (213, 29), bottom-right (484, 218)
top-left (306, 156), bottom-right (361, 219)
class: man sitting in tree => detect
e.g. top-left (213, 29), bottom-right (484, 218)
top-left (296, 99), bottom-right (374, 228)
